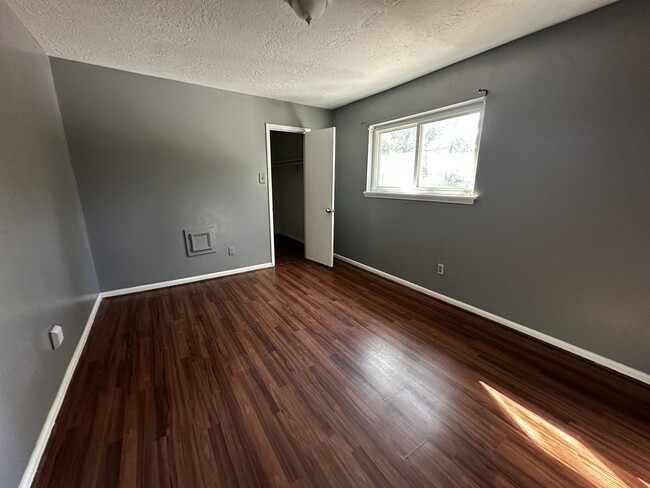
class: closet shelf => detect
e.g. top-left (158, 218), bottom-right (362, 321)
top-left (271, 158), bottom-right (303, 167)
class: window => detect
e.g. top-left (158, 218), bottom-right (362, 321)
top-left (365, 97), bottom-right (485, 204)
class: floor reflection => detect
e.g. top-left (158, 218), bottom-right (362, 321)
top-left (481, 381), bottom-right (647, 488)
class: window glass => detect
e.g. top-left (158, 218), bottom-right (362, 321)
top-left (419, 112), bottom-right (481, 189)
top-left (377, 126), bottom-right (417, 188)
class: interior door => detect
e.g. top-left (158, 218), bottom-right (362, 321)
top-left (304, 127), bottom-right (336, 267)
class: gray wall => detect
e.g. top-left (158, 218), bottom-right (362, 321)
top-left (49, 59), bottom-right (332, 291)
top-left (333, 0), bottom-right (650, 374)
top-left (271, 131), bottom-right (305, 242)
top-left (0, 3), bottom-right (99, 487)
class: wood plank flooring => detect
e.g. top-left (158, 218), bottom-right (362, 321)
top-left (35, 237), bottom-right (650, 487)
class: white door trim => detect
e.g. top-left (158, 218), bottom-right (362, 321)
top-left (265, 124), bottom-right (310, 266)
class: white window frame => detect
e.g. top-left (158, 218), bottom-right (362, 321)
top-left (364, 97), bottom-right (486, 205)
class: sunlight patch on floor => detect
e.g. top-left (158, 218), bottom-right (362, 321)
top-left (481, 381), bottom-right (647, 488)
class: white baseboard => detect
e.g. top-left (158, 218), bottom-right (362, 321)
top-left (21, 255), bottom-right (647, 487)
top-left (334, 253), bottom-right (650, 386)
top-left (19, 294), bottom-right (103, 488)
top-left (101, 262), bottom-right (274, 297)
top-left (20, 261), bottom-right (275, 486)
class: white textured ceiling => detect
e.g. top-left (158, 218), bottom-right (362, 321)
top-left (6, 0), bottom-right (615, 108)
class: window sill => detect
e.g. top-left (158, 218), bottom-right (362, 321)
top-left (363, 191), bottom-right (477, 205)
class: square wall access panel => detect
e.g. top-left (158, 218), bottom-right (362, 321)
top-left (183, 226), bottom-right (216, 257)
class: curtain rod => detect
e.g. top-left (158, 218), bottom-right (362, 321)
top-left (368, 89), bottom-right (489, 132)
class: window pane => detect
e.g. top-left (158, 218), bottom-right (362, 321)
top-left (419, 112), bottom-right (481, 189)
top-left (377, 126), bottom-right (417, 187)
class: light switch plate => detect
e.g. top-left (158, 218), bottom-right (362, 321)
top-left (184, 226), bottom-right (217, 257)
top-left (258, 172), bottom-right (266, 184)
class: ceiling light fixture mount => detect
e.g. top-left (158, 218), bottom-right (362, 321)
top-left (285, 0), bottom-right (331, 25)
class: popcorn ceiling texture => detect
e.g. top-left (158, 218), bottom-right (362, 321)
top-left (6, 0), bottom-right (614, 108)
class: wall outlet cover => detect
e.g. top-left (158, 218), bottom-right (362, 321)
top-left (49, 325), bottom-right (64, 350)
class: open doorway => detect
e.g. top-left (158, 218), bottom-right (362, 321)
top-left (269, 129), bottom-right (305, 263)
top-left (265, 123), bottom-right (336, 268)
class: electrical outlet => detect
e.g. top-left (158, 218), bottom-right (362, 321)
top-left (228, 246), bottom-right (235, 256)
top-left (436, 263), bottom-right (445, 276)
top-left (49, 325), bottom-right (64, 350)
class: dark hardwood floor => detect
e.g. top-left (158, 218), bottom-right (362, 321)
top-left (35, 237), bottom-right (650, 487)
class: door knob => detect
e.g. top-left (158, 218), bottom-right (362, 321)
top-left (325, 208), bottom-right (335, 213)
